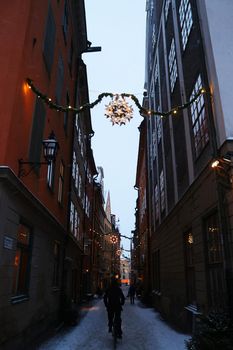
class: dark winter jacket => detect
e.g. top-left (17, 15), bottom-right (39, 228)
top-left (128, 285), bottom-right (136, 296)
top-left (103, 285), bottom-right (125, 311)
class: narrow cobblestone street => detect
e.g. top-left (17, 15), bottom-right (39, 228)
top-left (38, 287), bottom-right (189, 350)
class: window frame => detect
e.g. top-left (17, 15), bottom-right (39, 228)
top-left (204, 212), bottom-right (225, 308)
top-left (168, 38), bottom-right (178, 93)
top-left (190, 75), bottom-right (209, 158)
top-left (179, 0), bottom-right (193, 50)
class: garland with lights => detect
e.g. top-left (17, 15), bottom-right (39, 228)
top-left (26, 78), bottom-right (208, 125)
top-left (91, 228), bottom-right (132, 240)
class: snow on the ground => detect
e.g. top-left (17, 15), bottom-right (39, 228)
top-left (37, 287), bottom-right (189, 350)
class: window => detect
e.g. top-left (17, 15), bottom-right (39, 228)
top-left (75, 114), bottom-right (79, 131)
top-left (157, 115), bottom-right (162, 144)
top-left (78, 174), bottom-right (82, 198)
top-left (12, 224), bottom-right (32, 297)
top-left (43, 5), bottom-right (56, 75)
top-left (205, 212), bottom-right (225, 308)
top-left (179, 0), bottom-right (193, 50)
top-left (160, 170), bottom-right (165, 212)
top-left (164, 0), bottom-right (171, 20)
top-left (152, 24), bottom-right (156, 50)
top-left (70, 201), bottom-right (74, 233)
top-left (206, 214), bottom-right (223, 264)
top-left (72, 152), bottom-right (80, 191)
top-left (168, 39), bottom-right (178, 92)
top-left (55, 54), bottom-right (64, 104)
top-left (140, 189), bottom-right (147, 223)
top-left (52, 241), bottom-right (60, 287)
top-left (58, 161), bottom-right (64, 204)
top-left (152, 130), bottom-right (157, 160)
top-left (62, 0), bottom-right (69, 43)
top-left (155, 184), bottom-right (159, 220)
top-left (149, 0), bottom-right (154, 17)
top-left (29, 99), bottom-right (46, 164)
top-left (74, 209), bottom-right (79, 238)
top-left (184, 231), bottom-right (196, 304)
top-left (190, 75), bottom-right (209, 157)
top-left (69, 201), bottom-right (80, 240)
top-left (47, 162), bottom-right (55, 189)
top-left (72, 152), bottom-right (76, 179)
top-left (85, 195), bottom-right (90, 217)
top-left (154, 63), bottom-right (158, 86)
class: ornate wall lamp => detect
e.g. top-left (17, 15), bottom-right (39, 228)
top-left (211, 152), bottom-right (233, 187)
top-left (18, 131), bottom-right (59, 178)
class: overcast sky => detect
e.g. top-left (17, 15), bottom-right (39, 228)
top-left (83, 1), bottom-right (146, 254)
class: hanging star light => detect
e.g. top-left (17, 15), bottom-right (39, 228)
top-left (105, 94), bottom-right (133, 125)
top-left (110, 235), bottom-right (118, 244)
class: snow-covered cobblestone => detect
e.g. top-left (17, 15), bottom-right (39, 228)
top-left (38, 289), bottom-right (189, 350)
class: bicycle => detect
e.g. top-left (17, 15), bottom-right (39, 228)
top-left (112, 314), bottom-right (122, 349)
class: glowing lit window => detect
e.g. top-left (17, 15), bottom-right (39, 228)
top-left (179, 0), bottom-right (193, 50)
top-left (205, 214), bottom-right (222, 264)
top-left (184, 231), bottom-right (196, 304)
top-left (190, 75), bottom-right (209, 157)
top-left (168, 39), bottom-right (178, 92)
top-left (12, 224), bottom-right (31, 296)
top-left (204, 212), bottom-right (225, 308)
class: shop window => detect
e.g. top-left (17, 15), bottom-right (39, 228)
top-left (184, 231), bottom-right (196, 304)
top-left (205, 212), bottom-right (225, 308)
top-left (12, 224), bottom-right (32, 297)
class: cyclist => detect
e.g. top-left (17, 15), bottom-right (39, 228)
top-left (103, 277), bottom-right (125, 338)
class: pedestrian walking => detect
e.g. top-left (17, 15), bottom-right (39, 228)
top-left (127, 283), bottom-right (136, 304)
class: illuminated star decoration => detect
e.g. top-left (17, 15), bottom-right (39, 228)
top-left (105, 94), bottom-right (133, 125)
top-left (110, 235), bottom-right (118, 244)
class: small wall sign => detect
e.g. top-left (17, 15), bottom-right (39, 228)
top-left (3, 236), bottom-right (14, 250)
